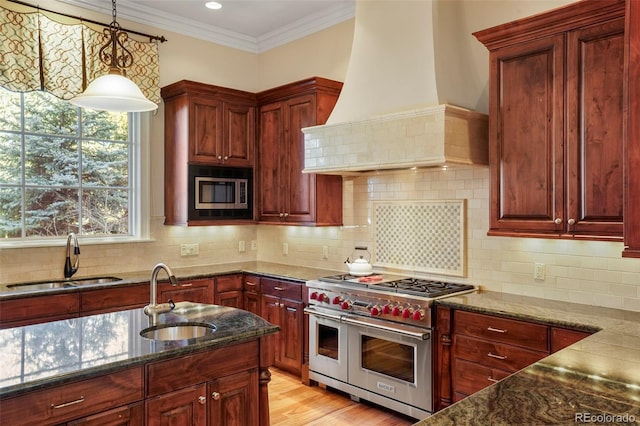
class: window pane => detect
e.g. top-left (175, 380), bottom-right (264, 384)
top-left (24, 188), bottom-right (79, 237)
top-left (0, 187), bottom-right (22, 238)
top-left (82, 140), bottom-right (128, 187)
top-left (24, 136), bottom-right (78, 186)
top-left (82, 189), bottom-right (129, 235)
top-left (23, 91), bottom-right (78, 136)
top-left (0, 132), bottom-right (22, 184)
top-left (82, 109), bottom-right (128, 140)
top-left (0, 90), bottom-right (21, 131)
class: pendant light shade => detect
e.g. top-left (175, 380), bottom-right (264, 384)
top-left (70, 70), bottom-right (157, 112)
top-left (69, 0), bottom-right (158, 112)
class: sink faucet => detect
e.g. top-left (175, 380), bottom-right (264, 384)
top-left (64, 232), bottom-right (80, 278)
top-left (144, 263), bottom-right (178, 317)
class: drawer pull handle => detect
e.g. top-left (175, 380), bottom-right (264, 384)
top-left (180, 283), bottom-right (193, 287)
top-left (51, 396), bottom-right (85, 409)
top-left (487, 377), bottom-right (500, 383)
top-left (245, 282), bottom-right (256, 286)
top-left (488, 352), bottom-right (507, 360)
top-left (274, 286), bottom-right (284, 291)
top-left (487, 326), bottom-right (507, 333)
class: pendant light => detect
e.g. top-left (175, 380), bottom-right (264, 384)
top-left (70, 0), bottom-right (157, 112)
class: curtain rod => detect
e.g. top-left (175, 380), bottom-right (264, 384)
top-left (6, 0), bottom-right (167, 43)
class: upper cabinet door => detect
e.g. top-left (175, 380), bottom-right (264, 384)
top-left (476, 0), bottom-right (625, 240)
top-left (566, 18), bottom-right (625, 238)
top-left (190, 96), bottom-right (224, 163)
top-left (224, 102), bottom-right (256, 167)
top-left (487, 34), bottom-right (565, 236)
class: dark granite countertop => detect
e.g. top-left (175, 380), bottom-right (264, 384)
top-left (415, 291), bottom-right (640, 425)
top-left (0, 261), bottom-right (343, 299)
top-left (0, 301), bottom-right (279, 399)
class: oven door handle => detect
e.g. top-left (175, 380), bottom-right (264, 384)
top-left (342, 315), bottom-right (431, 341)
top-left (304, 307), bottom-right (343, 322)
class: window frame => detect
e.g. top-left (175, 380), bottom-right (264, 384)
top-left (0, 92), bottom-right (151, 248)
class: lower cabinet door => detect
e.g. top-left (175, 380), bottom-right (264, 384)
top-left (146, 384), bottom-right (207, 426)
top-left (208, 369), bottom-right (259, 426)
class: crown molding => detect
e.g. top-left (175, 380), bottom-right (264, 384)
top-left (56, 0), bottom-right (354, 53)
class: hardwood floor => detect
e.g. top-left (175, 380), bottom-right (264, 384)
top-left (268, 369), bottom-right (416, 426)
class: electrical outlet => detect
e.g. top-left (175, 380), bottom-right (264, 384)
top-left (239, 240), bottom-right (246, 252)
top-left (180, 243), bottom-right (199, 257)
top-left (282, 242), bottom-right (288, 255)
top-left (322, 245), bottom-right (329, 259)
top-left (251, 240), bottom-right (257, 250)
top-left (534, 263), bottom-right (545, 280)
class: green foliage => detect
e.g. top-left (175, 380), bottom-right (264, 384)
top-left (0, 87), bottom-right (131, 238)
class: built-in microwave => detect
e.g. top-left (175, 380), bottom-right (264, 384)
top-left (188, 165), bottom-right (253, 220)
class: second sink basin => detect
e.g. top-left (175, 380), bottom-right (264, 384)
top-left (140, 323), bottom-right (217, 341)
top-left (6, 276), bottom-right (123, 292)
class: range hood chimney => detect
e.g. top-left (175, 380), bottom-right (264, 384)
top-left (303, 0), bottom-right (488, 175)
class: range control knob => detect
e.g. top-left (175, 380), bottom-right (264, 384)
top-left (317, 293), bottom-right (327, 303)
top-left (370, 305), bottom-right (381, 316)
top-left (333, 296), bottom-right (343, 305)
top-left (310, 292), bottom-right (318, 300)
top-left (412, 309), bottom-right (425, 321)
top-left (402, 307), bottom-right (413, 319)
top-left (392, 306), bottom-right (402, 317)
top-left (382, 304), bottom-right (392, 315)
top-left (340, 300), bottom-right (352, 310)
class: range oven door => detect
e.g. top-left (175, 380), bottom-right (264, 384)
top-left (306, 307), bottom-right (348, 383)
top-left (344, 315), bottom-right (432, 413)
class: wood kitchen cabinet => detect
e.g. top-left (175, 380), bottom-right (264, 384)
top-left (243, 274), bottom-right (261, 316)
top-left (67, 403), bottom-right (144, 426)
top-left (474, 0), bottom-right (625, 240)
top-left (256, 77), bottom-right (343, 225)
top-left (0, 367), bottom-right (143, 425)
top-left (215, 274), bottom-right (243, 308)
top-left (434, 306), bottom-right (593, 411)
top-left (623, 0), bottom-right (640, 257)
top-left (260, 277), bottom-right (304, 375)
top-left (80, 283), bottom-right (149, 316)
top-left (146, 340), bottom-right (261, 426)
top-left (157, 277), bottom-right (214, 305)
top-left (161, 80), bottom-right (257, 226)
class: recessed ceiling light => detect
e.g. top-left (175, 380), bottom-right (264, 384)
top-left (205, 1), bottom-right (222, 10)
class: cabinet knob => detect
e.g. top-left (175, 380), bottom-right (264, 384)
top-left (224, 156), bottom-right (228, 160)
top-left (554, 218), bottom-right (562, 225)
top-left (211, 392), bottom-right (221, 400)
top-left (567, 218), bottom-right (576, 225)
top-left (217, 155), bottom-right (222, 160)
top-left (199, 396), bottom-right (206, 405)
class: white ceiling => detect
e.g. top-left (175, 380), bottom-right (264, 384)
top-left (58, 0), bottom-right (355, 53)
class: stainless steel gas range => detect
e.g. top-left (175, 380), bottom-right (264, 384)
top-left (305, 274), bottom-right (475, 419)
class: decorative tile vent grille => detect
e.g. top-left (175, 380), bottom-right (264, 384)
top-left (373, 200), bottom-right (466, 276)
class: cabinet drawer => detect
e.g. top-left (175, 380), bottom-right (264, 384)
top-left (0, 367), bottom-right (143, 425)
top-left (80, 284), bottom-right (149, 314)
top-left (216, 274), bottom-right (243, 292)
top-left (0, 293), bottom-right (79, 327)
top-left (146, 341), bottom-right (259, 397)
top-left (454, 334), bottom-right (548, 373)
top-left (454, 310), bottom-right (548, 351)
top-left (243, 275), bottom-right (261, 292)
top-left (261, 278), bottom-right (302, 300)
top-left (453, 358), bottom-right (511, 397)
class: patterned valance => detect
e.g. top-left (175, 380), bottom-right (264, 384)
top-left (0, 5), bottom-right (160, 104)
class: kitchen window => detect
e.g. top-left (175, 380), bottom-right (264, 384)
top-left (0, 87), bottom-right (146, 245)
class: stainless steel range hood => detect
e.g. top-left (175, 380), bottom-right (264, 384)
top-left (303, 0), bottom-right (488, 175)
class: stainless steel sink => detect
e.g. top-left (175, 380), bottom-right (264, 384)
top-left (140, 323), bottom-right (217, 341)
top-left (68, 276), bottom-right (123, 286)
top-left (5, 276), bottom-right (123, 291)
top-left (6, 281), bottom-right (76, 291)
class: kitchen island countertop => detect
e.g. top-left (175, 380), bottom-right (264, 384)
top-left (416, 291), bottom-right (640, 425)
top-left (0, 301), bottom-right (279, 399)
